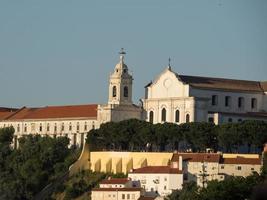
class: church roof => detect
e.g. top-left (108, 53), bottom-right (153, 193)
top-left (2, 104), bottom-right (98, 121)
top-left (145, 67), bottom-right (266, 93)
top-left (179, 75), bottom-right (264, 93)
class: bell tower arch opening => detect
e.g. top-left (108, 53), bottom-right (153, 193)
top-left (108, 48), bottom-right (133, 105)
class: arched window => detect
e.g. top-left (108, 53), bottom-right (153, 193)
top-left (186, 114), bottom-right (190, 123)
top-left (175, 110), bottom-right (180, 123)
top-left (149, 111), bottom-right (154, 123)
top-left (124, 86), bottom-right (128, 97)
top-left (161, 108), bottom-right (166, 122)
top-left (112, 86), bottom-right (117, 97)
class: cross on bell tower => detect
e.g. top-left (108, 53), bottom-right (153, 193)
top-left (108, 48), bottom-right (133, 105)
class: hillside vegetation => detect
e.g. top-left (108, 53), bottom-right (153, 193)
top-left (87, 119), bottom-right (267, 153)
top-left (0, 127), bottom-right (79, 200)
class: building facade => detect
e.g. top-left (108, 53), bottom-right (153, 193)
top-left (1, 51), bottom-right (267, 146)
top-left (143, 66), bottom-right (267, 124)
top-left (0, 50), bottom-right (142, 147)
top-left (128, 165), bottom-right (183, 197)
top-left (91, 177), bottom-right (143, 200)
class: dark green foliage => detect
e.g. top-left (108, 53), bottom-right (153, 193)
top-left (0, 128), bottom-right (77, 200)
top-left (168, 173), bottom-right (265, 200)
top-left (87, 119), bottom-right (267, 153)
top-left (60, 170), bottom-right (107, 200)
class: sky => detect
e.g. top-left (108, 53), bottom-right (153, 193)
top-left (0, 0), bottom-right (266, 107)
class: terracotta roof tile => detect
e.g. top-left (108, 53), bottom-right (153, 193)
top-left (138, 197), bottom-right (156, 200)
top-left (92, 187), bottom-right (142, 192)
top-left (0, 112), bottom-right (14, 120)
top-left (100, 178), bottom-right (130, 185)
top-left (221, 157), bottom-right (261, 165)
top-left (130, 166), bottom-right (182, 174)
top-left (172, 153), bottom-right (221, 163)
top-left (5, 104), bottom-right (98, 120)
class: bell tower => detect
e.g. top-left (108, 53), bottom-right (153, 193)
top-left (108, 48), bottom-right (133, 105)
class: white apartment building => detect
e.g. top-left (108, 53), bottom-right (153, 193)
top-left (128, 165), bottom-right (183, 197)
top-left (171, 153), bottom-right (262, 187)
top-left (91, 177), bottom-right (143, 200)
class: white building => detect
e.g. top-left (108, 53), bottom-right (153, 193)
top-left (0, 49), bottom-right (142, 147)
top-left (171, 153), bottom-right (262, 187)
top-left (91, 177), bottom-right (143, 200)
top-left (128, 165), bottom-right (183, 197)
top-left (143, 65), bottom-right (267, 124)
top-left (1, 50), bottom-right (267, 146)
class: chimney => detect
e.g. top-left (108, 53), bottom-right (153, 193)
top-left (179, 156), bottom-right (183, 170)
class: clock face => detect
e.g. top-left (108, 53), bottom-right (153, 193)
top-left (163, 78), bottom-right (172, 89)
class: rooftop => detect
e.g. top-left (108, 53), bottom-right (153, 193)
top-left (172, 153), bottom-right (221, 163)
top-left (100, 178), bottom-right (130, 185)
top-left (130, 166), bottom-right (182, 174)
top-left (2, 104), bottom-right (98, 121)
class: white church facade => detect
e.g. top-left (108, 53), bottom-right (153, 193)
top-left (143, 65), bottom-right (267, 124)
top-left (0, 50), bottom-right (267, 146)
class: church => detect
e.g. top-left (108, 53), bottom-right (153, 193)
top-left (0, 50), bottom-right (267, 147)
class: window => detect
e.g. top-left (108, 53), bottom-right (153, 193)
top-left (124, 86), bottom-right (128, 97)
top-left (228, 118), bottom-right (233, 123)
top-left (237, 166), bottom-right (242, 170)
top-left (225, 96), bottom-right (231, 107)
top-left (161, 108), bottom-right (166, 122)
top-left (112, 86), bottom-right (117, 97)
top-left (164, 177), bottom-right (167, 181)
top-left (77, 122), bottom-right (80, 131)
top-left (164, 185), bottom-right (167, 190)
top-left (39, 124), bottom-right (42, 132)
top-left (69, 123), bottom-right (72, 131)
top-left (17, 124), bottom-right (20, 132)
top-left (186, 114), bottom-right (190, 123)
top-left (127, 194), bottom-right (130, 199)
top-left (251, 168), bottom-right (254, 171)
top-left (208, 117), bottom-right (214, 123)
top-left (122, 194), bottom-right (125, 199)
top-left (47, 124), bottom-right (50, 132)
top-left (149, 111), bottom-right (154, 123)
top-left (251, 98), bottom-right (257, 109)
top-left (92, 121), bottom-right (95, 129)
top-left (61, 123), bottom-right (64, 131)
top-left (54, 124), bottom-right (57, 132)
top-left (238, 119), bottom-right (242, 122)
top-left (221, 165), bottom-right (224, 169)
top-left (212, 95), bottom-right (218, 106)
top-left (24, 124), bottom-right (27, 132)
top-left (238, 97), bottom-right (244, 108)
top-left (175, 110), bottom-right (180, 123)
top-left (84, 122), bottom-right (87, 131)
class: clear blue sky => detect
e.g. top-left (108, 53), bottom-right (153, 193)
top-left (0, 0), bottom-right (266, 107)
